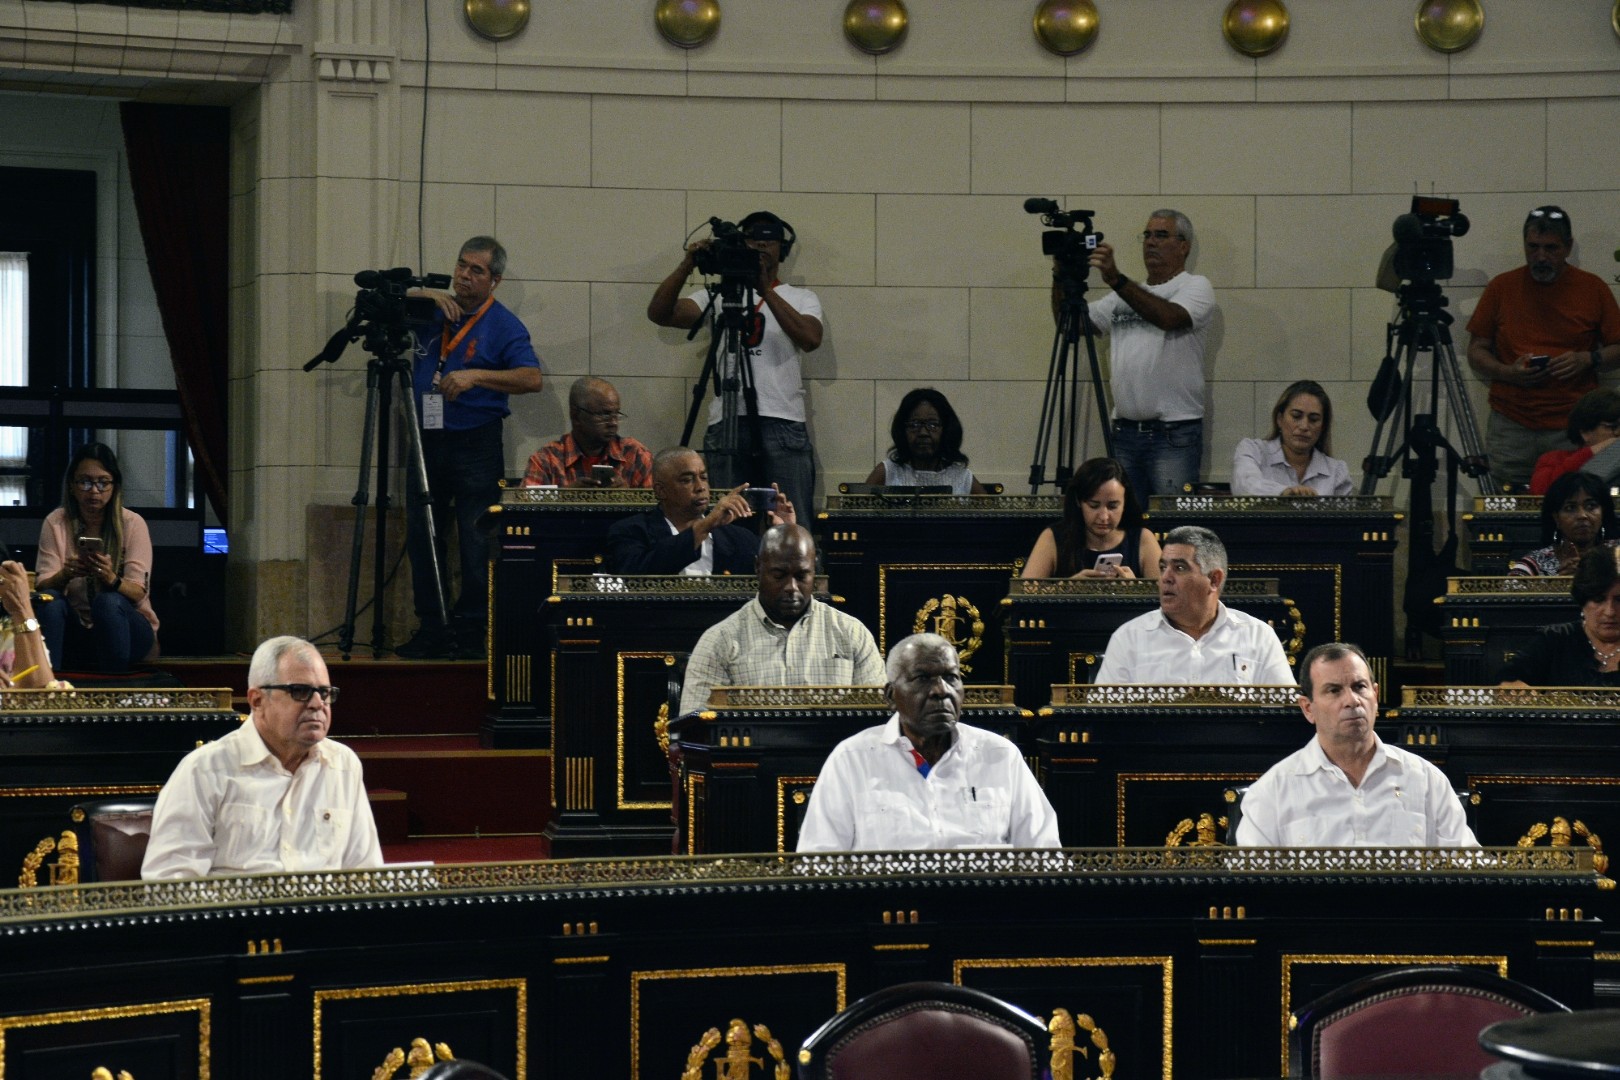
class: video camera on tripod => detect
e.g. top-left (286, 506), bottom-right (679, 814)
top-left (690, 218), bottom-right (765, 283)
top-left (305, 267), bottom-right (451, 371)
top-left (1390, 195), bottom-right (1470, 283)
top-left (1025, 198), bottom-right (1100, 279)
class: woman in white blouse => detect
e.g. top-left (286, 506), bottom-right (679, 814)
top-left (1231, 380), bottom-right (1354, 496)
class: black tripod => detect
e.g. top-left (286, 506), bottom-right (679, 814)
top-left (1030, 254), bottom-right (1112, 494)
top-left (680, 275), bottom-right (768, 490)
top-left (1360, 278), bottom-right (1492, 655)
top-left (306, 318), bottom-right (449, 660)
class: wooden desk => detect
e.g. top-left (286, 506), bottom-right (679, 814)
top-left (484, 486), bottom-right (657, 747)
top-left (818, 493), bottom-right (1061, 684)
top-left (669, 685), bottom-right (1028, 854)
top-left (1036, 684), bottom-right (1308, 848)
top-left (1002, 577), bottom-right (1303, 712)
top-left (1465, 493), bottom-right (1543, 575)
top-left (1438, 576), bottom-right (1575, 684)
top-left (1145, 494), bottom-right (1400, 682)
top-left (0, 848), bottom-right (1598, 1080)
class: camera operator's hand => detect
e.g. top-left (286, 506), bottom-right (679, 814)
top-left (1547, 350), bottom-right (1589, 382)
top-left (1500, 354), bottom-right (1552, 387)
top-left (409, 288), bottom-right (463, 323)
top-left (436, 369), bottom-right (478, 401)
top-left (1088, 242), bottom-right (1120, 286)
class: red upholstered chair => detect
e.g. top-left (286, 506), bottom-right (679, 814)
top-left (1288, 965), bottom-right (1569, 1079)
top-left (796, 981), bottom-right (1046, 1080)
top-left (70, 797), bottom-right (157, 882)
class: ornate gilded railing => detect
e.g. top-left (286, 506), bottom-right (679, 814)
top-left (1148, 495), bottom-right (1395, 515)
top-left (823, 494), bottom-right (1062, 514)
top-left (0, 847), bottom-right (1598, 924)
top-left (1048, 684), bottom-right (1300, 708)
top-left (499, 487), bottom-right (656, 507)
top-left (0, 687), bottom-right (235, 714)
top-left (701, 685), bottom-right (1014, 709)
top-left (1400, 686), bottom-right (1620, 710)
top-left (1473, 495), bottom-right (1541, 514)
top-left (550, 574), bottom-right (768, 597)
top-left (1445, 576), bottom-right (1571, 596)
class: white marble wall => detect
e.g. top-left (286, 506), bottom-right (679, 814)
top-left (3, 0), bottom-right (1620, 641)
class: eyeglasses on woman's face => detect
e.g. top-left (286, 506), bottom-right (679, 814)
top-left (75, 478), bottom-right (114, 493)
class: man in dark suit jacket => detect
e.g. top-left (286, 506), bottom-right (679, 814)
top-left (606, 447), bottom-right (795, 575)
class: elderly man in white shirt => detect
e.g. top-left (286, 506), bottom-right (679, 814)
top-left (1235, 642), bottom-right (1478, 847)
top-left (142, 635), bottom-right (382, 879)
top-left (796, 633), bottom-right (1060, 852)
top-left (1094, 525), bottom-right (1293, 685)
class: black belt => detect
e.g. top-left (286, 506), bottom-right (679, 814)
top-left (1113, 418), bottom-right (1200, 433)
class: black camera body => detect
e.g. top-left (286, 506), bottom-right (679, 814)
top-left (1392, 195), bottom-right (1469, 282)
top-left (692, 218), bottom-right (763, 281)
top-left (353, 268), bottom-right (452, 330)
top-left (1026, 198), bottom-right (1101, 276)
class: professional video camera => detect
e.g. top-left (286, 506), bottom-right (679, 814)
top-left (691, 218), bottom-right (763, 281)
top-left (1025, 197), bottom-right (1101, 278)
top-left (305, 267), bottom-right (451, 371)
top-left (1391, 195), bottom-right (1469, 282)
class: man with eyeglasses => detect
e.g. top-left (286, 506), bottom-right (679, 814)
top-left (1056, 209), bottom-right (1216, 498)
top-left (400, 235), bottom-right (544, 660)
top-left (522, 377), bottom-right (653, 488)
top-left (605, 446), bottom-right (795, 575)
top-left (143, 636), bottom-right (382, 879)
top-left (1466, 205), bottom-right (1620, 487)
top-left (648, 211), bottom-right (822, 517)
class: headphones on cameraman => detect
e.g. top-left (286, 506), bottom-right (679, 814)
top-left (740, 211), bottom-right (796, 260)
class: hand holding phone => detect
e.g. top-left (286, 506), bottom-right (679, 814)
top-left (590, 464), bottom-right (617, 487)
top-left (77, 536), bottom-right (104, 555)
top-left (1093, 552), bottom-right (1124, 576)
top-left (1528, 354), bottom-right (1550, 371)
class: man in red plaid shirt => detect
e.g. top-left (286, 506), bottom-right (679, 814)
top-left (522, 377), bottom-right (654, 488)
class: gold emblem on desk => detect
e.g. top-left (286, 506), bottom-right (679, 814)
top-left (1048, 1007), bottom-right (1116, 1080)
top-left (913, 594), bottom-right (984, 671)
top-left (682, 1017), bottom-right (791, 1080)
top-left (1519, 816), bottom-right (1608, 874)
top-left (371, 1037), bottom-right (454, 1079)
top-left (1166, 813), bottom-right (1227, 848)
top-left (91, 1069), bottom-right (134, 1080)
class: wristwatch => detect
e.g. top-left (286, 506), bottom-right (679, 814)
top-left (18, 618), bottom-right (39, 635)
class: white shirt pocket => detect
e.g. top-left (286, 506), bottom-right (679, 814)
top-left (216, 802), bottom-right (275, 870)
top-left (313, 807), bottom-right (352, 863)
top-left (855, 789), bottom-right (921, 849)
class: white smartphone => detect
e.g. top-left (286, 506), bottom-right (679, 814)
top-left (1094, 552), bottom-right (1124, 570)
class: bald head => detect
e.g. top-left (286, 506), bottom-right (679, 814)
top-left (756, 524), bottom-right (816, 628)
top-left (568, 377), bottom-right (622, 453)
top-left (652, 446), bottom-right (709, 523)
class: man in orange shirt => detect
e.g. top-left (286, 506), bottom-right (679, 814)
top-left (1466, 206), bottom-right (1620, 488)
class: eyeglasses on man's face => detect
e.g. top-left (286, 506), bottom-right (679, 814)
top-left (1528, 208), bottom-right (1567, 220)
top-left (905, 420), bottom-right (943, 434)
top-left (582, 410), bottom-right (626, 422)
top-left (74, 478), bottom-right (114, 493)
top-left (260, 683), bottom-right (340, 705)
top-left (1141, 230), bottom-right (1185, 242)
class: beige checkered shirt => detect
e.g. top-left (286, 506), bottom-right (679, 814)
top-left (679, 598), bottom-right (884, 715)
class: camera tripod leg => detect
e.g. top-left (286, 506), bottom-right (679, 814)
top-left (393, 363), bottom-right (452, 649)
top-left (337, 359), bottom-right (385, 661)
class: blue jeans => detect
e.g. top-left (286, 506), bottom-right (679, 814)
top-left (1111, 419), bottom-right (1203, 500)
top-left (704, 417), bottom-right (816, 519)
top-left (409, 419), bottom-right (504, 629)
top-left (36, 589), bottom-right (156, 673)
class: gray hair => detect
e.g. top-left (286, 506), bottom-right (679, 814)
top-left (1149, 208), bottom-right (1195, 248)
top-left (885, 632), bottom-right (957, 683)
top-left (1296, 642), bottom-right (1371, 698)
top-left (569, 376), bottom-right (615, 411)
top-left (652, 445), bottom-right (700, 481)
top-left (247, 635), bottom-right (318, 690)
top-left (1162, 525), bottom-right (1227, 582)
top-left (459, 235), bottom-right (507, 278)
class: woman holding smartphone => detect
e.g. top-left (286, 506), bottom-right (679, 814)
top-left (33, 443), bottom-right (159, 673)
top-left (1021, 457), bottom-right (1161, 580)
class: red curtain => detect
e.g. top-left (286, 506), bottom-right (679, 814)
top-left (119, 102), bottom-right (230, 521)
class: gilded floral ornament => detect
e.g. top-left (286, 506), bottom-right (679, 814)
top-left (655, 0), bottom-right (721, 49)
top-left (1033, 0), bottom-right (1099, 57)
top-left (844, 0), bottom-right (909, 55)
top-left (1222, 0), bottom-right (1289, 57)
top-left (1415, 0), bottom-right (1483, 54)
top-left (463, 0), bottom-right (529, 42)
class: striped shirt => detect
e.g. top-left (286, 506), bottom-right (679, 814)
top-left (679, 598), bottom-right (884, 715)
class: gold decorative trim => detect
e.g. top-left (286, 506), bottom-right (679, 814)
top-left (0, 783), bottom-right (160, 799)
top-left (1445, 576), bottom-right (1573, 596)
top-left (826, 494), bottom-right (1061, 514)
top-left (1233, 561), bottom-right (1335, 644)
top-left (1280, 954), bottom-right (1504, 1073)
top-left (776, 775), bottom-right (817, 853)
top-left (501, 488), bottom-right (656, 507)
top-left (236, 974), bottom-right (294, 985)
top-left (1116, 773), bottom-right (1258, 848)
top-left (878, 563), bottom-right (1018, 655)
top-left (552, 955), bottom-right (610, 965)
top-left (1148, 494), bottom-right (1393, 514)
top-left (313, 979), bottom-right (526, 1080)
top-left (1198, 939), bottom-right (1256, 946)
top-left (0, 687), bottom-right (233, 712)
top-left (1054, 684), bottom-right (1299, 707)
top-left (1473, 495), bottom-right (1540, 513)
top-left (630, 965), bottom-right (845, 1080)
top-left (706, 684), bottom-right (1012, 709)
top-left (1404, 687), bottom-right (1620, 709)
top-left (0, 998), bottom-right (211, 1078)
top-left (1534, 940), bottom-right (1595, 948)
top-left (913, 593), bottom-right (985, 673)
top-left (955, 957), bottom-right (1171, 1080)
top-left (872, 943), bottom-right (930, 951)
top-left (618, 652), bottom-right (675, 811)
top-left (555, 574), bottom-right (763, 597)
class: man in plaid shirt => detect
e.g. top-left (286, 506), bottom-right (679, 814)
top-left (678, 524), bottom-right (883, 715)
top-left (522, 377), bottom-right (653, 488)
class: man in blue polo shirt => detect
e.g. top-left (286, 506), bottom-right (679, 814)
top-left (401, 235), bottom-right (543, 659)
